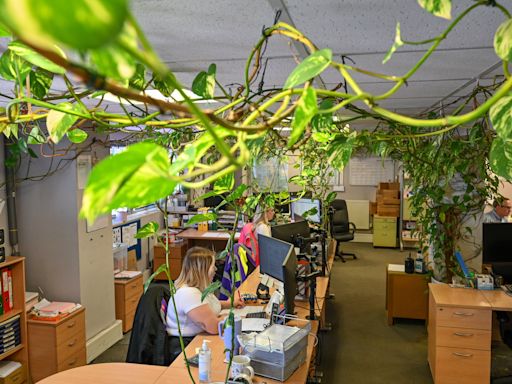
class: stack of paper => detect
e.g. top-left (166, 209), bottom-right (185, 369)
top-left (114, 270), bottom-right (142, 279)
top-left (25, 292), bottom-right (39, 312)
top-left (32, 299), bottom-right (81, 319)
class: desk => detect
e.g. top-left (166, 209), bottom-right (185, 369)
top-left (41, 241), bottom-right (335, 384)
top-left (428, 284), bottom-right (512, 384)
top-left (177, 228), bottom-right (240, 251)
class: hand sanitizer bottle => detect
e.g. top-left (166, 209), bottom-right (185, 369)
top-left (198, 339), bottom-right (211, 383)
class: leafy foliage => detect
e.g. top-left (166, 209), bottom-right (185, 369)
top-left (284, 49), bottom-right (332, 89)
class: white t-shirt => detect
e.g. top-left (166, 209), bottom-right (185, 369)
top-left (166, 285), bottom-right (221, 337)
top-left (254, 222), bottom-right (271, 238)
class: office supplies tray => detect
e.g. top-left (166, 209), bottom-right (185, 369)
top-left (237, 317), bottom-right (310, 380)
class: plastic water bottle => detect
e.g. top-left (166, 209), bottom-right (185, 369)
top-left (198, 339), bottom-right (211, 383)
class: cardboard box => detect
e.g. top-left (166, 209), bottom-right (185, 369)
top-left (382, 198), bottom-right (400, 205)
top-left (377, 206), bottom-right (400, 217)
top-left (382, 190), bottom-right (399, 199)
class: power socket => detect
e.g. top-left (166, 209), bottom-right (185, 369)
top-left (0, 229), bottom-right (4, 245)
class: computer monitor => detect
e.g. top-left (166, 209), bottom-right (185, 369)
top-left (258, 234), bottom-right (297, 316)
top-left (482, 223), bottom-right (512, 282)
top-left (275, 202), bottom-right (290, 215)
top-left (291, 198), bottom-right (321, 223)
top-left (271, 221), bottom-right (310, 246)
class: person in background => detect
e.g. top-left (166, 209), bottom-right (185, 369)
top-left (166, 247), bottom-right (244, 362)
top-left (483, 198), bottom-right (511, 223)
top-left (238, 204), bottom-right (275, 265)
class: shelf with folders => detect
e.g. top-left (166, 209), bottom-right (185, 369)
top-left (400, 172), bottom-right (420, 250)
top-left (166, 209), bottom-right (242, 231)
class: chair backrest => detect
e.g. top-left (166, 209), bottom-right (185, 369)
top-left (219, 243), bottom-right (255, 300)
top-left (126, 284), bottom-right (172, 366)
top-left (330, 199), bottom-right (350, 235)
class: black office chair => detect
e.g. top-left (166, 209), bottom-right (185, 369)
top-left (329, 199), bottom-right (357, 262)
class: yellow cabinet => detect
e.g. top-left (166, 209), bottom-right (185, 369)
top-left (373, 215), bottom-right (398, 247)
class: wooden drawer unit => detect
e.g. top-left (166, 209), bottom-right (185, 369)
top-left (428, 284), bottom-right (491, 384)
top-left (27, 308), bottom-right (86, 383)
top-left (115, 274), bottom-right (143, 333)
top-left (153, 243), bottom-right (187, 280)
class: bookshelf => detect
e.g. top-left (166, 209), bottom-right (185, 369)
top-left (0, 257), bottom-right (28, 374)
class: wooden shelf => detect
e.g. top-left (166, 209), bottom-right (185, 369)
top-left (0, 309), bottom-right (22, 324)
top-left (0, 344), bottom-right (24, 361)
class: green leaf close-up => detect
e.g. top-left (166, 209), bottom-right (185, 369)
top-left (288, 87), bottom-right (318, 147)
top-left (90, 43), bottom-right (136, 81)
top-left (0, 50), bottom-right (31, 82)
top-left (489, 137), bottom-right (512, 180)
top-left (201, 281), bottom-right (222, 302)
top-left (214, 172), bottom-right (235, 194)
top-left (135, 221), bottom-right (160, 239)
top-left (489, 94), bottom-right (512, 140)
top-left (0, 0), bottom-right (129, 50)
top-left (27, 126), bottom-right (46, 144)
top-left (284, 48), bottom-right (332, 89)
top-left (186, 213), bottom-right (218, 227)
top-left (67, 128), bottom-right (88, 144)
top-left (81, 142), bottom-right (175, 223)
top-left (46, 103), bottom-right (81, 144)
top-left (417, 0), bottom-right (452, 20)
top-left (8, 41), bottom-right (66, 74)
top-left (29, 69), bottom-right (54, 99)
top-left (192, 63), bottom-right (216, 99)
top-left (494, 18), bottom-right (512, 62)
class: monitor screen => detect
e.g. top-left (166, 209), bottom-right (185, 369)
top-left (259, 234), bottom-right (294, 281)
top-left (291, 198), bottom-right (321, 223)
top-left (271, 221), bottom-right (310, 246)
top-left (482, 223), bottom-right (512, 263)
top-left (258, 234), bottom-right (297, 316)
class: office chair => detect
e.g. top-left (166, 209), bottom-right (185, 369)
top-left (329, 199), bottom-right (357, 262)
top-left (126, 283), bottom-right (193, 366)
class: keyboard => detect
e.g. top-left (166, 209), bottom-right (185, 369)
top-left (245, 311), bottom-right (267, 319)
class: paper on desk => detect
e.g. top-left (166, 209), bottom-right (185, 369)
top-left (220, 306), bottom-right (264, 317)
top-left (241, 318), bottom-right (269, 333)
top-left (388, 264), bottom-right (405, 272)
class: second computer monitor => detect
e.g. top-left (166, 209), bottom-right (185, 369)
top-left (258, 234), bottom-right (297, 316)
top-left (271, 221), bottom-right (310, 246)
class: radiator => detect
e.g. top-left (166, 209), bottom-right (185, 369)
top-left (345, 200), bottom-right (370, 230)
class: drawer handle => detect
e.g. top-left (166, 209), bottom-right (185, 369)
top-left (12, 376), bottom-right (19, 382)
top-left (454, 332), bottom-right (474, 337)
top-left (67, 321), bottom-right (76, 328)
top-left (452, 352), bottom-right (473, 358)
top-left (131, 284), bottom-right (137, 288)
top-left (68, 338), bottom-right (77, 347)
top-left (453, 311), bottom-right (474, 317)
top-left (68, 358), bottom-right (77, 366)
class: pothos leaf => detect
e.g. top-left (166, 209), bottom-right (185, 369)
top-left (67, 128), bottom-right (88, 143)
top-left (29, 69), bottom-right (53, 99)
top-left (136, 221), bottom-right (160, 239)
top-left (214, 172), bottom-right (235, 194)
top-left (382, 23), bottom-right (404, 64)
top-left (489, 137), bottom-right (512, 180)
top-left (144, 263), bottom-right (169, 292)
top-left (489, 95), bottom-right (512, 141)
top-left (288, 87), bottom-right (318, 148)
top-left (284, 49), bottom-right (332, 89)
top-left (8, 41), bottom-right (65, 74)
top-left (80, 142), bottom-right (175, 223)
top-left (90, 42), bottom-right (136, 81)
top-left (201, 281), bottom-right (222, 302)
top-left (186, 213), bottom-right (218, 227)
top-left (417, 0), bottom-right (451, 20)
top-left (192, 63), bottom-right (216, 99)
top-left (0, 0), bottom-right (129, 50)
top-left (494, 19), bottom-right (512, 62)
top-left (27, 126), bottom-right (45, 144)
top-left (46, 102), bottom-right (81, 143)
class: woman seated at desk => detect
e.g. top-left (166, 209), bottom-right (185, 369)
top-left (238, 204), bottom-right (275, 266)
top-left (166, 247), bottom-right (244, 361)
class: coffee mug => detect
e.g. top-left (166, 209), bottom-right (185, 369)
top-left (233, 372), bottom-right (253, 383)
top-left (230, 355), bottom-right (254, 380)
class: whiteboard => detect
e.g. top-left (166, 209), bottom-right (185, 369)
top-left (349, 157), bottom-right (395, 186)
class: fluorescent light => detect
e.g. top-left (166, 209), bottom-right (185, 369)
top-left (94, 88), bottom-right (218, 105)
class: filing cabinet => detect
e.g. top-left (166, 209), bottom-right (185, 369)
top-left (115, 274), bottom-right (143, 333)
top-left (27, 307), bottom-right (86, 382)
top-left (428, 284), bottom-right (491, 384)
top-left (153, 243), bottom-right (187, 280)
top-left (373, 215), bottom-right (398, 248)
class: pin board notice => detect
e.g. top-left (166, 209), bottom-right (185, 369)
top-left (349, 157), bottom-right (395, 186)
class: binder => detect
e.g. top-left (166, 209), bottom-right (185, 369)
top-left (1, 269), bottom-right (9, 313)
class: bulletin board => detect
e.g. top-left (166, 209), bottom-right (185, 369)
top-left (348, 157), bottom-right (395, 186)
top-left (113, 220), bottom-right (142, 260)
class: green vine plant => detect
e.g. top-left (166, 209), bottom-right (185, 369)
top-left (0, 0), bottom-right (511, 381)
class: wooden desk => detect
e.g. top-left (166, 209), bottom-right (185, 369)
top-left (386, 265), bottom-right (429, 325)
top-left (428, 284), bottom-right (512, 384)
top-left (177, 228), bottom-right (240, 251)
top-left (37, 363), bottom-right (167, 384)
